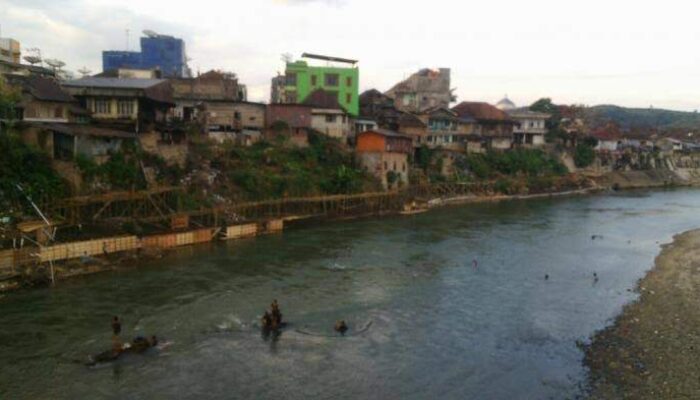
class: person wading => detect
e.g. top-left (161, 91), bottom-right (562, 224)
top-left (270, 300), bottom-right (283, 327)
top-left (111, 316), bottom-right (123, 355)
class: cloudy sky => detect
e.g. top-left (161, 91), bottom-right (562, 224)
top-left (2, 0), bottom-right (699, 111)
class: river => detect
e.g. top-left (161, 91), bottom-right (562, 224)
top-left (1, 188), bottom-right (700, 399)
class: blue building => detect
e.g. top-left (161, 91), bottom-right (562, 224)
top-left (102, 32), bottom-right (190, 78)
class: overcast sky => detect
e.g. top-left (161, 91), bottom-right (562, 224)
top-left (2, 0), bottom-right (699, 111)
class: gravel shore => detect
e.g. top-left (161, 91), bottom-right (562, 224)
top-left (586, 229), bottom-right (700, 399)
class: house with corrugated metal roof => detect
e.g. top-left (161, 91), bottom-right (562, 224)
top-left (62, 77), bottom-right (174, 133)
top-left (5, 75), bottom-right (87, 124)
top-left (452, 101), bottom-right (515, 151)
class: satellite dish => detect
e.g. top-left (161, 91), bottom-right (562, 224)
top-left (281, 53), bottom-right (293, 63)
top-left (78, 67), bottom-right (92, 77)
top-left (23, 55), bottom-right (42, 65)
top-left (143, 29), bottom-right (158, 38)
top-left (45, 59), bottom-right (66, 70)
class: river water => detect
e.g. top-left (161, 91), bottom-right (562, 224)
top-left (2, 189), bottom-right (700, 399)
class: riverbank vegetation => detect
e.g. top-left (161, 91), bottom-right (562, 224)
top-left (188, 132), bottom-right (381, 202)
top-left (0, 132), bottom-right (68, 215)
top-left (457, 149), bottom-right (567, 179)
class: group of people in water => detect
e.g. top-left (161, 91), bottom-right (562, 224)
top-left (91, 300), bottom-right (347, 366)
top-left (260, 299), bottom-right (349, 335)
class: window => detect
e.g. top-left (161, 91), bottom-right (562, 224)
top-left (93, 99), bottom-right (111, 114)
top-left (0, 50), bottom-right (9, 57)
top-left (54, 107), bottom-right (63, 118)
top-left (325, 114), bottom-right (337, 123)
top-left (402, 95), bottom-right (411, 106)
top-left (325, 73), bottom-right (339, 86)
top-left (402, 163), bottom-right (406, 172)
top-left (234, 111), bottom-right (241, 121)
top-left (286, 73), bottom-right (297, 86)
top-left (346, 93), bottom-right (352, 104)
top-left (346, 76), bottom-right (352, 87)
top-left (383, 161), bottom-right (388, 170)
top-left (311, 75), bottom-right (317, 86)
top-left (393, 161), bottom-right (397, 171)
top-left (286, 91), bottom-right (297, 103)
top-left (117, 100), bottom-right (134, 116)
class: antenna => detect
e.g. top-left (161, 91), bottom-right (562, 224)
top-left (126, 28), bottom-right (130, 50)
top-left (281, 53), bottom-right (293, 63)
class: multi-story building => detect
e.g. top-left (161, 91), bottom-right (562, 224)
top-left (452, 101), bottom-right (515, 150)
top-left (63, 77), bottom-right (174, 132)
top-left (6, 74), bottom-right (85, 124)
top-left (507, 109), bottom-right (549, 147)
top-left (103, 31), bottom-right (191, 78)
top-left (302, 89), bottom-right (352, 141)
top-left (0, 38), bottom-right (21, 63)
top-left (279, 53), bottom-right (359, 116)
top-left (495, 97), bottom-right (549, 147)
top-left (356, 128), bottom-right (412, 189)
top-left (385, 68), bottom-right (455, 113)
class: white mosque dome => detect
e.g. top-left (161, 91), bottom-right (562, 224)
top-left (496, 96), bottom-right (516, 111)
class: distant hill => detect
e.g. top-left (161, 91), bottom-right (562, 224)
top-left (584, 105), bottom-right (700, 133)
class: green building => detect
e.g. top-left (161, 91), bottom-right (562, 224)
top-left (284, 53), bottom-right (359, 116)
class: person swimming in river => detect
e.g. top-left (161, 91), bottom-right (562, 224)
top-left (87, 335), bottom-right (158, 366)
top-left (129, 335), bottom-right (158, 354)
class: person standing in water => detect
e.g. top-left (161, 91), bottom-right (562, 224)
top-left (270, 300), bottom-right (282, 326)
top-left (111, 316), bottom-right (123, 355)
top-left (112, 316), bottom-right (122, 335)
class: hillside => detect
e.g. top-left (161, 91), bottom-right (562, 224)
top-left (585, 105), bottom-right (700, 133)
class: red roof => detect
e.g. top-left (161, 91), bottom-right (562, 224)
top-left (451, 102), bottom-right (511, 121)
top-left (591, 127), bottom-right (622, 141)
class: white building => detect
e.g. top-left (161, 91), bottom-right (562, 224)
top-left (497, 97), bottom-right (549, 147)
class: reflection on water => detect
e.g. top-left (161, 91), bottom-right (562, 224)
top-left (1, 189), bottom-right (700, 399)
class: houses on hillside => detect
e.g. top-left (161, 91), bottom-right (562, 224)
top-left (3, 27), bottom-right (700, 195)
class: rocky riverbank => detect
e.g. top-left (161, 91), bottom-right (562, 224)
top-left (585, 229), bottom-right (700, 399)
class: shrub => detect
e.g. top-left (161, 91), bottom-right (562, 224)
top-left (574, 144), bottom-right (596, 168)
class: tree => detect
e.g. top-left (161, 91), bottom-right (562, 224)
top-left (0, 76), bottom-right (20, 133)
top-left (531, 98), bottom-right (567, 143)
top-left (574, 143), bottom-right (596, 168)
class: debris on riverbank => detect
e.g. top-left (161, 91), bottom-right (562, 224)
top-left (585, 229), bottom-right (700, 399)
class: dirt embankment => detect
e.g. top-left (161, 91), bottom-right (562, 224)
top-left (594, 170), bottom-right (700, 190)
top-left (586, 229), bottom-right (700, 399)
